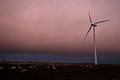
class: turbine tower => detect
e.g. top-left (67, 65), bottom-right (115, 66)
top-left (84, 11), bottom-right (110, 65)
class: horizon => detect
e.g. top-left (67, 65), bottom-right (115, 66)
top-left (0, 53), bottom-right (120, 64)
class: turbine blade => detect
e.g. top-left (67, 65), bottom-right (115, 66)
top-left (84, 26), bottom-right (92, 41)
top-left (94, 20), bottom-right (110, 24)
top-left (89, 11), bottom-right (92, 23)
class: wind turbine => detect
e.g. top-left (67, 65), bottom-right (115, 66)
top-left (84, 11), bottom-right (110, 65)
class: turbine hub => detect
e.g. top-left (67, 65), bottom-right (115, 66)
top-left (91, 24), bottom-right (97, 27)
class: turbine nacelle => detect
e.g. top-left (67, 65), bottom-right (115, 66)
top-left (91, 24), bottom-right (97, 27)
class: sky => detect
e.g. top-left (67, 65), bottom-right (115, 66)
top-left (0, 0), bottom-right (120, 64)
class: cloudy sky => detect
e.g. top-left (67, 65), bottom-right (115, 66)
top-left (0, 0), bottom-right (120, 63)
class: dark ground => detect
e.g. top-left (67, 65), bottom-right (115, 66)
top-left (0, 61), bottom-right (120, 80)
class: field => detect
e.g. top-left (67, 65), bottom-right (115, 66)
top-left (0, 61), bottom-right (120, 80)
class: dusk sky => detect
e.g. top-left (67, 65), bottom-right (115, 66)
top-left (0, 0), bottom-right (120, 64)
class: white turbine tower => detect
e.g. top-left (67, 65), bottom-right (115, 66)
top-left (84, 11), bottom-right (110, 65)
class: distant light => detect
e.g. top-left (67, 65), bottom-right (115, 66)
top-left (32, 66), bottom-right (36, 68)
top-left (20, 69), bottom-right (28, 72)
top-left (52, 65), bottom-right (56, 69)
top-left (29, 66), bottom-right (33, 68)
top-left (86, 65), bottom-right (89, 67)
top-left (18, 66), bottom-right (22, 69)
top-left (90, 65), bottom-right (93, 67)
top-left (11, 66), bottom-right (16, 69)
top-left (47, 66), bottom-right (49, 69)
